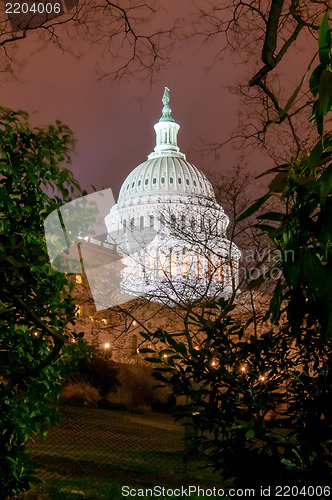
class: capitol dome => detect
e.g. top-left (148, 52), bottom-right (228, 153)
top-left (118, 156), bottom-right (215, 204)
top-left (105, 88), bottom-right (240, 304)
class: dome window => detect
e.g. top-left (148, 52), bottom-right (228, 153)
top-left (186, 179), bottom-right (190, 185)
top-left (200, 182), bottom-right (203, 188)
top-left (170, 177), bottom-right (174, 184)
top-left (145, 178), bottom-right (149, 185)
top-left (161, 177), bottom-right (165, 184)
top-left (153, 178), bottom-right (157, 184)
top-left (132, 182), bottom-right (135, 188)
top-left (178, 178), bottom-right (182, 184)
top-left (126, 184), bottom-right (129, 190)
top-left (138, 180), bottom-right (141, 186)
top-left (193, 180), bottom-right (197, 187)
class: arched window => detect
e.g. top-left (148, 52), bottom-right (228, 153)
top-left (140, 216), bottom-right (144, 229)
top-left (178, 178), bottom-right (182, 184)
top-left (208, 255), bottom-right (214, 278)
top-left (170, 250), bottom-right (177, 277)
top-left (132, 182), bottom-right (135, 188)
top-left (149, 215), bottom-right (154, 229)
top-left (159, 253), bottom-right (166, 276)
top-left (145, 178), bottom-right (149, 185)
top-left (153, 178), bottom-right (157, 184)
top-left (161, 177), bottom-right (165, 184)
top-left (170, 177), bottom-right (174, 184)
top-left (148, 254), bottom-right (154, 270)
top-left (195, 253), bottom-right (199, 277)
top-left (182, 251), bottom-right (188, 277)
top-left (186, 179), bottom-right (190, 185)
top-left (138, 179), bottom-right (141, 186)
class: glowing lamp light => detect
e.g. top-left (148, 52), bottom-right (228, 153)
top-left (211, 361), bottom-right (216, 367)
top-left (104, 343), bottom-right (110, 349)
top-left (163, 354), bottom-right (168, 358)
top-left (241, 366), bottom-right (246, 372)
top-left (194, 346), bottom-right (199, 350)
top-left (33, 332), bottom-right (38, 337)
top-left (259, 375), bottom-right (265, 382)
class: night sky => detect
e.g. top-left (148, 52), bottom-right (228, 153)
top-left (0, 0), bottom-right (315, 200)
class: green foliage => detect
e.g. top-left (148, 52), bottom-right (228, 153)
top-left (143, 299), bottom-right (332, 487)
top-left (239, 14), bottom-right (332, 342)
top-left (143, 15), bottom-right (332, 489)
top-left (0, 107), bottom-right (85, 497)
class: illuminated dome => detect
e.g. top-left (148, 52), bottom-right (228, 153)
top-left (118, 155), bottom-right (215, 204)
top-left (105, 87), bottom-right (240, 304)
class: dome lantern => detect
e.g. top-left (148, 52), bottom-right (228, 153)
top-left (148, 87), bottom-right (185, 160)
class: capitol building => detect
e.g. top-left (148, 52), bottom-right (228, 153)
top-left (104, 88), bottom-right (240, 305)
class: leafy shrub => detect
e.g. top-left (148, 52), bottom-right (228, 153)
top-left (78, 356), bottom-right (120, 397)
top-left (65, 352), bottom-right (121, 399)
top-left (143, 299), bottom-right (332, 487)
top-left (60, 382), bottom-right (101, 407)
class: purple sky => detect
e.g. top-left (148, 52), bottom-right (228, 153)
top-left (0, 1), bottom-right (315, 199)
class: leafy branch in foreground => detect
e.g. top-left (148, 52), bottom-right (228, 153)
top-left (0, 107), bottom-right (87, 497)
top-left (142, 14), bottom-right (332, 490)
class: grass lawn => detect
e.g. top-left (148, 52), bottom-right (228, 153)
top-left (26, 405), bottom-right (224, 499)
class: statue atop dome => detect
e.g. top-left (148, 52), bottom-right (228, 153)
top-left (159, 86), bottom-right (175, 123)
top-left (162, 87), bottom-right (170, 106)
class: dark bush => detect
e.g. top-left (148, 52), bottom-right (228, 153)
top-left (66, 353), bottom-right (121, 398)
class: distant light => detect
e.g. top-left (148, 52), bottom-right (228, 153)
top-left (194, 346), bottom-right (199, 350)
top-left (132, 320), bottom-right (137, 326)
top-left (211, 361), bottom-right (216, 367)
top-left (163, 354), bottom-right (168, 358)
top-left (241, 366), bottom-right (246, 372)
top-left (33, 332), bottom-right (38, 337)
top-left (104, 343), bottom-right (110, 349)
top-left (102, 318), bottom-right (107, 325)
top-left (259, 375), bottom-right (265, 382)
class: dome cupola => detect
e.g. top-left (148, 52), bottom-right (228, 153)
top-left (117, 87), bottom-right (215, 204)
